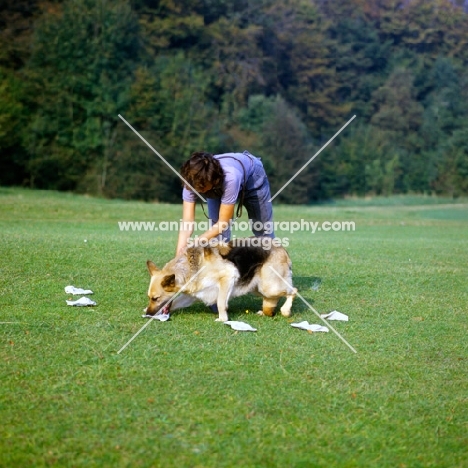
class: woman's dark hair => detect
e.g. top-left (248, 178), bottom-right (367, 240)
top-left (180, 152), bottom-right (224, 192)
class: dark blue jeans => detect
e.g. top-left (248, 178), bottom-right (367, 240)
top-left (207, 156), bottom-right (275, 240)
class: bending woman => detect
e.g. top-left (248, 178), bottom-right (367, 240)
top-left (176, 150), bottom-right (275, 255)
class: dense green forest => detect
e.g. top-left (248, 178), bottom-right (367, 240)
top-left (1, 0), bottom-right (468, 203)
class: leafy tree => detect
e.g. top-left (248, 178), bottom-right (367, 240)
top-left (135, 0), bottom-right (204, 52)
top-left (423, 57), bottom-right (468, 134)
top-left (235, 94), bottom-right (317, 204)
top-left (433, 129), bottom-right (468, 196)
top-left (375, 0), bottom-right (468, 64)
top-left (204, 16), bottom-right (265, 108)
top-left (371, 67), bottom-right (424, 134)
top-left (0, 0), bottom-right (42, 69)
top-left (103, 54), bottom-right (224, 201)
top-left (2, 0), bottom-right (468, 200)
top-left (0, 68), bottom-right (28, 184)
top-left (419, 57), bottom-right (468, 194)
top-left (24, 0), bottom-right (141, 191)
top-left (325, 13), bottom-right (391, 119)
top-left (364, 154), bottom-right (400, 196)
top-left (260, 0), bottom-right (351, 136)
top-left (320, 124), bottom-right (399, 198)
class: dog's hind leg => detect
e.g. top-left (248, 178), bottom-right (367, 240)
top-left (258, 297), bottom-right (279, 317)
top-left (280, 287), bottom-right (297, 317)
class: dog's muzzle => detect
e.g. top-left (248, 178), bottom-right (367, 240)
top-left (144, 301), bottom-right (171, 316)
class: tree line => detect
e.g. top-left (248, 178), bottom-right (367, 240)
top-left (1, 0), bottom-right (467, 203)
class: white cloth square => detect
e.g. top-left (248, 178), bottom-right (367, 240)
top-left (142, 313), bottom-right (170, 321)
top-left (320, 311), bottom-right (348, 321)
top-left (291, 321), bottom-right (329, 332)
top-left (65, 286), bottom-right (93, 295)
top-left (224, 321), bottom-right (257, 332)
top-left (66, 297), bottom-right (96, 307)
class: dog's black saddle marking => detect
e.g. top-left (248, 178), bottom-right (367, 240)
top-left (222, 245), bottom-right (271, 285)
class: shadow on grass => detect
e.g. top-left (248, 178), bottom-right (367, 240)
top-left (294, 276), bottom-right (322, 292)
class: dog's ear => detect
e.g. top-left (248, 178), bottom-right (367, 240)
top-left (147, 260), bottom-right (159, 276)
top-left (161, 274), bottom-right (176, 291)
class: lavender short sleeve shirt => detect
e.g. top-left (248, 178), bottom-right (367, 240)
top-left (182, 152), bottom-right (254, 205)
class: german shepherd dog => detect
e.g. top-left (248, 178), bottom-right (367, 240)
top-left (145, 240), bottom-right (296, 322)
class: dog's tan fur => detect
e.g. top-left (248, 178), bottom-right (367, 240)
top-left (145, 241), bottom-right (296, 322)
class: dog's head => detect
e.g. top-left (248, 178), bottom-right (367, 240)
top-left (145, 260), bottom-right (195, 316)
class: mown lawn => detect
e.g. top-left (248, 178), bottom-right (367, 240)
top-left (1, 188), bottom-right (467, 467)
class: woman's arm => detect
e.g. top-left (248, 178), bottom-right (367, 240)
top-left (198, 203), bottom-right (235, 242)
top-left (176, 201), bottom-right (196, 256)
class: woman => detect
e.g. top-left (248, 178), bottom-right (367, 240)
top-left (176, 150), bottom-right (274, 256)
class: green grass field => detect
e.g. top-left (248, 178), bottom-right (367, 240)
top-left (1, 188), bottom-right (467, 467)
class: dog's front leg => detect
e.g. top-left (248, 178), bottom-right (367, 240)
top-left (215, 305), bottom-right (229, 322)
top-left (215, 278), bottom-right (234, 322)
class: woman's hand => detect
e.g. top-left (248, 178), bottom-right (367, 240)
top-left (176, 202), bottom-right (234, 254)
top-left (176, 201), bottom-right (196, 255)
top-left (197, 204), bottom-right (234, 242)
